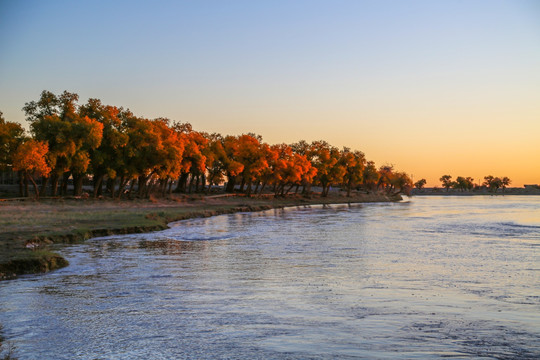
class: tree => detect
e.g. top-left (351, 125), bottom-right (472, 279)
top-left (440, 175), bottom-right (454, 192)
top-left (174, 126), bottom-right (206, 193)
top-left (266, 143), bottom-right (315, 196)
top-left (0, 111), bottom-right (26, 169)
top-left (290, 140), bottom-right (317, 194)
top-left (414, 179), bottom-right (427, 190)
top-left (119, 116), bottom-right (183, 198)
top-left (501, 177), bottom-right (511, 193)
top-left (377, 164), bottom-right (394, 191)
top-left (0, 111), bottom-right (27, 195)
top-left (309, 141), bottom-right (346, 197)
top-left (12, 140), bottom-right (51, 199)
top-left (221, 135), bottom-right (245, 193)
top-left (340, 148), bottom-right (366, 197)
top-left (69, 115), bottom-right (104, 196)
top-left (362, 161), bottom-right (379, 192)
top-left (23, 90), bottom-right (104, 196)
top-left (375, 165), bottom-right (412, 195)
top-left (152, 118), bottom-right (186, 196)
top-left (390, 171), bottom-right (413, 195)
top-left (483, 175), bottom-right (505, 193)
top-left (465, 177), bottom-right (475, 191)
top-left (234, 134), bottom-right (268, 196)
top-left (79, 99), bottom-right (129, 197)
top-left (453, 176), bottom-right (475, 191)
top-left (202, 133), bottom-right (228, 193)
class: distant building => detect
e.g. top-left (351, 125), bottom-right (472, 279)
top-left (524, 184), bottom-right (540, 189)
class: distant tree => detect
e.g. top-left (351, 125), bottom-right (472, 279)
top-left (465, 177), bottom-right (475, 191)
top-left (440, 175), bottom-right (453, 192)
top-left (310, 140), bottom-right (345, 197)
top-left (483, 175), bottom-right (503, 192)
top-left (390, 171), bottom-right (413, 196)
top-left (12, 140), bottom-right (51, 199)
top-left (203, 132), bottom-right (236, 194)
top-left (501, 177), bottom-right (511, 193)
top-left (375, 165), bottom-right (413, 195)
top-left (362, 161), bottom-right (379, 192)
top-left (340, 147), bottom-right (366, 197)
top-left (452, 176), bottom-right (474, 192)
top-left (290, 140), bottom-right (318, 194)
top-left (483, 175), bottom-right (494, 189)
top-left (414, 179), bottom-right (427, 190)
top-left (377, 164), bottom-right (394, 191)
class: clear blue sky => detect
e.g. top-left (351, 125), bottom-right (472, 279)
top-left (1, 0), bottom-right (539, 185)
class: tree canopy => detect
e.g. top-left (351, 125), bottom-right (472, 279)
top-left (1, 90), bottom-right (413, 199)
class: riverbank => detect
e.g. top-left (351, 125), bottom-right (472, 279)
top-left (0, 192), bottom-right (400, 280)
top-left (411, 187), bottom-right (540, 196)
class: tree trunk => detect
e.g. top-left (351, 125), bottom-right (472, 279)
top-left (93, 173), bottom-right (105, 198)
top-left (321, 184), bottom-right (329, 197)
top-left (137, 175), bottom-right (146, 197)
top-left (18, 171), bottom-right (24, 197)
top-left (175, 173), bottom-right (189, 193)
top-left (200, 173), bottom-right (206, 193)
top-left (28, 173), bottom-right (40, 200)
top-left (118, 176), bottom-right (131, 199)
top-left (286, 183), bottom-right (295, 195)
top-left (73, 174), bottom-right (84, 196)
top-left (145, 177), bottom-right (155, 198)
top-left (246, 180), bottom-right (252, 196)
top-left (128, 179), bottom-right (136, 199)
top-left (23, 174), bottom-right (29, 197)
top-left (39, 176), bottom-right (49, 197)
top-left (239, 177), bottom-right (245, 192)
top-left (49, 173), bottom-right (59, 196)
top-left (225, 175), bottom-right (236, 193)
top-left (61, 172), bottom-right (70, 196)
top-left (106, 178), bottom-right (115, 198)
top-left (259, 181), bottom-right (267, 194)
top-left (195, 175), bottom-right (201, 192)
top-left (187, 175), bottom-right (194, 193)
top-left (118, 176), bottom-right (127, 199)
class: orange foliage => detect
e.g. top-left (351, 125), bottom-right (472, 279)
top-left (12, 140), bottom-right (51, 177)
top-left (14, 89), bottom-right (412, 198)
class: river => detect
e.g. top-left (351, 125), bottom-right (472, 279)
top-left (1, 196), bottom-right (539, 359)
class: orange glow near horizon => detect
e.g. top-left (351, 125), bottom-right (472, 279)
top-left (1, 1), bottom-right (539, 188)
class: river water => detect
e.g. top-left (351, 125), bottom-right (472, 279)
top-left (0, 196), bottom-right (539, 359)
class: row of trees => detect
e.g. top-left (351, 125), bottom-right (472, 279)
top-left (438, 175), bottom-right (511, 192)
top-left (0, 90), bottom-right (413, 200)
top-left (413, 175), bottom-right (513, 192)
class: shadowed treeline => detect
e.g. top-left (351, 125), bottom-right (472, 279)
top-left (0, 90), bottom-right (413, 200)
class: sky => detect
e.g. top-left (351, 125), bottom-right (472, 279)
top-left (1, 0), bottom-right (539, 187)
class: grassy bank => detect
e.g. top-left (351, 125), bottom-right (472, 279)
top-left (0, 192), bottom-right (400, 279)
